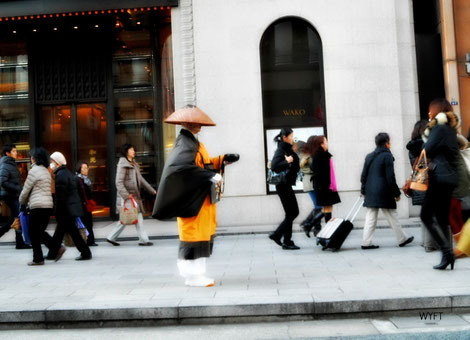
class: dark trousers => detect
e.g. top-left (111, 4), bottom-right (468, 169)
top-left (420, 182), bottom-right (454, 251)
top-left (49, 215), bottom-right (91, 257)
top-left (81, 211), bottom-right (95, 245)
top-left (0, 198), bottom-right (26, 246)
top-left (273, 183), bottom-right (299, 244)
top-left (28, 208), bottom-right (53, 263)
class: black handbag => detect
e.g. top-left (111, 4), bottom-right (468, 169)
top-left (267, 169), bottom-right (289, 185)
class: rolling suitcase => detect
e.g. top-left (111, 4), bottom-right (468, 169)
top-left (316, 196), bottom-right (363, 251)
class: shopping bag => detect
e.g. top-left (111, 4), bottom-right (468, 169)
top-left (19, 212), bottom-right (30, 245)
top-left (119, 197), bottom-right (139, 225)
top-left (63, 218), bottom-right (88, 247)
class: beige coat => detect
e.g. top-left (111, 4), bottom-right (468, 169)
top-left (19, 164), bottom-right (53, 209)
top-left (115, 157), bottom-right (154, 214)
top-left (300, 153), bottom-right (314, 192)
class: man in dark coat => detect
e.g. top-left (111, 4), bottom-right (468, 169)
top-left (360, 133), bottom-right (414, 249)
top-left (47, 152), bottom-right (92, 261)
top-left (0, 144), bottom-right (31, 249)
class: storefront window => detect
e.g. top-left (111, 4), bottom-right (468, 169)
top-left (260, 17), bottom-right (325, 193)
top-left (0, 41), bottom-right (30, 181)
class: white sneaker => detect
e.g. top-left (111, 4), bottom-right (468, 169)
top-left (185, 275), bottom-right (215, 287)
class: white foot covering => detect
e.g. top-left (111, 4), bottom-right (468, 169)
top-left (185, 275), bottom-right (215, 287)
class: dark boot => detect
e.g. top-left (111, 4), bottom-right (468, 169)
top-left (433, 247), bottom-right (455, 270)
top-left (301, 208), bottom-right (322, 238)
top-left (324, 213), bottom-right (332, 224)
top-left (423, 222), bottom-right (454, 270)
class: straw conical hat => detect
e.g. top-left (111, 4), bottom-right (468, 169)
top-left (164, 106), bottom-right (216, 126)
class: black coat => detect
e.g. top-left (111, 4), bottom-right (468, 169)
top-left (271, 142), bottom-right (300, 186)
top-left (361, 147), bottom-right (400, 209)
top-left (311, 151), bottom-right (340, 206)
top-left (76, 176), bottom-right (93, 212)
top-left (54, 166), bottom-right (83, 218)
top-left (425, 124), bottom-right (459, 186)
top-left (0, 156), bottom-right (22, 198)
top-left (406, 137), bottom-right (425, 206)
top-left (152, 129), bottom-right (215, 220)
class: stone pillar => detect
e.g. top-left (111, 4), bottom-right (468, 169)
top-left (179, 0), bottom-right (197, 106)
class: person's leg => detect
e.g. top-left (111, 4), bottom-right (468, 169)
top-left (48, 217), bottom-right (67, 258)
top-left (64, 217), bottom-right (91, 258)
top-left (38, 209), bottom-right (54, 251)
top-left (274, 184), bottom-right (298, 244)
top-left (135, 213), bottom-right (150, 243)
top-left (272, 184), bottom-right (290, 240)
top-left (381, 208), bottom-right (408, 245)
top-left (362, 208), bottom-right (378, 246)
top-left (28, 209), bottom-right (44, 263)
top-left (107, 221), bottom-right (126, 242)
top-left (82, 212), bottom-right (96, 245)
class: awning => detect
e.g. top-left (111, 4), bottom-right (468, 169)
top-left (0, 0), bottom-right (178, 19)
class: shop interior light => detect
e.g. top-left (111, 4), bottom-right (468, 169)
top-left (53, 27), bottom-right (57, 31)
top-left (95, 24), bottom-right (99, 28)
top-left (137, 21), bottom-right (141, 25)
top-left (32, 29), bottom-right (37, 32)
top-left (73, 26), bottom-right (78, 30)
top-left (12, 30), bottom-right (16, 34)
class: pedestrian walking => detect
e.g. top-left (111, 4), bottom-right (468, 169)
top-left (18, 148), bottom-right (54, 265)
top-left (47, 152), bottom-right (91, 261)
top-left (310, 136), bottom-right (340, 224)
top-left (106, 144), bottom-right (156, 247)
top-left (406, 120), bottom-right (438, 252)
top-left (76, 162), bottom-right (97, 246)
top-left (153, 105), bottom-right (239, 287)
top-left (421, 98), bottom-right (459, 270)
top-left (360, 133), bottom-right (414, 249)
top-left (0, 143), bottom-right (31, 249)
top-left (299, 136), bottom-right (323, 237)
top-left (268, 127), bottom-right (301, 250)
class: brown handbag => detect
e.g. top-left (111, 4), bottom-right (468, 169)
top-left (402, 155), bottom-right (419, 197)
top-left (410, 149), bottom-right (429, 192)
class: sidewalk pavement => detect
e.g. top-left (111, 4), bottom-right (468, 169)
top-left (0, 222), bottom-right (469, 328)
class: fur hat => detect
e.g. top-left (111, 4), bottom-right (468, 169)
top-left (50, 152), bottom-right (67, 166)
top-left (423, 111), bottom-right (459, 142)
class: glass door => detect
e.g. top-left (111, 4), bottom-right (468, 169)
top-left (40, 103), bottom-right (110, 217)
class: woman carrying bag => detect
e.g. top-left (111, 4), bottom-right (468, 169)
top-left (19, 148), bottom-right (54, 265)
top-left (106, 143), bottom-right (156, 246)
top-left (76, 162), bottom-right (97, 247)
top-left (269, 127), bottom-right (301, 250)
top-left (421, 98), bottom-right (459, 270)
top-left (310, 136), bottom-right (341, 223)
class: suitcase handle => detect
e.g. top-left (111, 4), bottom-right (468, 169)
top-left (345, 196), bottom-right (363, 222)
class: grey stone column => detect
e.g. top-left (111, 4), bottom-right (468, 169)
top-left (179, 0), bottom-right (197, 106)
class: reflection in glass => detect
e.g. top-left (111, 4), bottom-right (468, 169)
top-left (77, 103), bottom-right (109, 217)
top-left (0, 66), bottom-right (29, 94)
top-left (0, 131), bottom-right (30, 161)
top-left (114, 90), bottom-right (153, 121)
top-left (113, 58), bottom-right (152, 87)
top-left (115, 122), bottom-right (154, 155)
top-left (0, 97), bottom-right (29, 128)
top-left (160, 31), bottom-right (176, 160)
top-left (114, 30), bottom-right (151, 56)
top-left (134, 156), bottom-right (157, 216)
top-left (40, 105), bottom-right (72, 167)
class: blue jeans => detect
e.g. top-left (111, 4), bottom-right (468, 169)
top-left (307, 191), bottom-right (322, 210)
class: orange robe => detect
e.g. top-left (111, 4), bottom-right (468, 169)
top-left (177, 142), bottom-right (224, 243)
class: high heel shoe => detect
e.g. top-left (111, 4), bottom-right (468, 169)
top-left (433, 252), bottom-right (455, 270)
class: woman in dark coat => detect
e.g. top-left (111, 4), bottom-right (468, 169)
top-left (360, 133), bottom-right (413, 249)
top-left (76, 162), bottom-right (97, 247)
top-left (421, 98), bottom-right (460, 270)
top-left (406, 120), bottom-right (438, 252)
top-left (269, 127), bottom-right (300, 250)
top-left (47, 152), bottom-right (92, 261)
top-left (310, 136), bottom-right (340, 223)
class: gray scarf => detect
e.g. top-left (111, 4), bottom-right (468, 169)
top-left (77, 173), bottom-right (92, 187)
